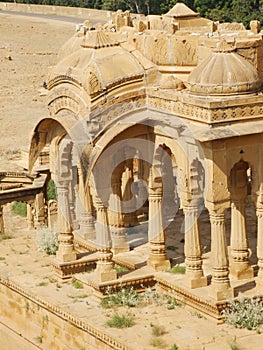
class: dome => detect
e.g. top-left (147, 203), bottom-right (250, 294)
top-left (164, 2), bottom-right (199, 18)
top-left (187, 41), bottom-right (261, 95)
top-left (47, 30), bottom-right (150, 100)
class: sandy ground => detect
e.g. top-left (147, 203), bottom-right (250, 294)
top-left (1, 11), bottom-right (263, 350)
top-left (0, 12), bottom-right (75, 170)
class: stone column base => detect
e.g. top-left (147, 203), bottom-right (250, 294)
top-left (230, 264), bottom-right (254, 280)
top-left (147, 258), bottom-right (171, 272)
top-left (56, 251), bottom-right (77, 263)
top-left (95, 263), bottom-right (117, 282)
top-left (112, 244), bottom-right (130, 255)
top-left (78, 230), bottom-right (96, 241)
top-left (186, 275), bottom-right (208, 289)
top-left (209, 284), bottom-right (234, 301)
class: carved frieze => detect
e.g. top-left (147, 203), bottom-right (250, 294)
top-left (147, 93), bottom-right (263, 124)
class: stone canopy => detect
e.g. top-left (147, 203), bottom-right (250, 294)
top-left (27, 3), bottom-right (263, 318)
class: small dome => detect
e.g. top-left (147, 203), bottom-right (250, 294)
top-left (187, 42), bottom-right (261, 95)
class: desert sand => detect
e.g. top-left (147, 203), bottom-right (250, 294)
top-left (0, 12), bottom-right (75, 169)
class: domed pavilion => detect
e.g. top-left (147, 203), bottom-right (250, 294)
top-left (28, 3), bottom-right (263, 318)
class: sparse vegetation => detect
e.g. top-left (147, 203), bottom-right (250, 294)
top-left (165, 296), bottom-right (178, 310)
top-left (169, 345), bottom-right (179, 350)
top-left (115, 264), bottom-right (129, 273)
top-left (36, 281), bottom-right (48, 287)
top-left (48, 276), bottom-right (57, 283)
top-left (11, 201), bottom-right (27, 217)
top-left (106, 312), bottom-right (135, 328)
top-left (24, 301), bottom-right (30, 311)
top-left (149, 337), bottom-right (167, 348)
top-left (167, 265), bottom-right (186, 274)
top-left (36, 227), bottom-right (58, 255)
top-left (230, 341), bottom-right (240, 350)
top-left (223, 295), bottom-right (263, 330)
top-left (72, 278), bottom-right (84, 289)
top-left (68, 294), bottom-right (88, 299)
top-left (0, 233), bottom-right (13, 241)
top-left (101, 285), bottom-right (178, 310)
top-left (151, 324), bottom-right (166, 336)
top-left (35, 336), bottom-right (43, 344)
top-left (101, 286), bottom-right (140, 308)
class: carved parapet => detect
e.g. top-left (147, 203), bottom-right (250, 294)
top-left (53, 257), bottom-right (97, 279)
top-left (0, 276), bottom-right (133, 349)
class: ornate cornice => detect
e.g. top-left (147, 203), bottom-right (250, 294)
top-left (48, 74), bottom-right (81, 90)
top-left (148, 89), bottom-right (263, 125)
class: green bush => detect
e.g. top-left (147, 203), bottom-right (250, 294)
top-left (47, 179), bottom-right (57, 200)
top-left (72, 278), bottom-right (84, 289)
top-left (169, 345), bottom-right (179, 350)
top-left (12, 201), bottom-right (27, 217)
top-left (223, 295), bottom-right (263, 330)
top-left (106, 312), bottom-right (135, 328)
top-left (167, 265), bottom-right (186, 274)
top-left (115, 265), bottom-right (129, 273)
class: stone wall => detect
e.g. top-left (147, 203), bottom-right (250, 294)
top-left (0, 277), bottom-right (130, 350)
top-left (0, 2), bottom-right (111, 22)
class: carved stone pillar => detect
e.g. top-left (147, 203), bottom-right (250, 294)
top-left (208, 208), bottom-right (233, 300)
top-left (122, 159), bottom-right (138, 228)
top-left (27, 201), bottom-right (34, 230)
top-left (230, 199), bottom-right (253, 279)
top-left (77, 165), bottom-right (95, 240)
top-left (95, 197), bottom-right (117, 282)
top-left (147, 170), bottom-right (170, 271)
top-left (0, 205), bottom-right (4, 234)
top-left (68, 169), bottom-right (77, 229)
top-left (229, 158), bottom-right (253, 280)
top-left (109, 171), bottom-right (129, 254)
top-left (34, 192), bottom-right (46, 228)
top-left (56, 184), bottom-right (76, 262)
top-left (183, 201), bottom-right (207, 288)
top-left (256, 201), bottom-right (263, 287)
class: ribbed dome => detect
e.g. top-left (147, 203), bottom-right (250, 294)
top-left (48, 30), bottom-right (147, 99)
top-left (187, 43), bottom-right (261, 95)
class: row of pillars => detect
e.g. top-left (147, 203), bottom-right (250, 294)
top-left (0, 193), bottom-right (46, 235)
top-left (54, 154), bottom-right (263, 301)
